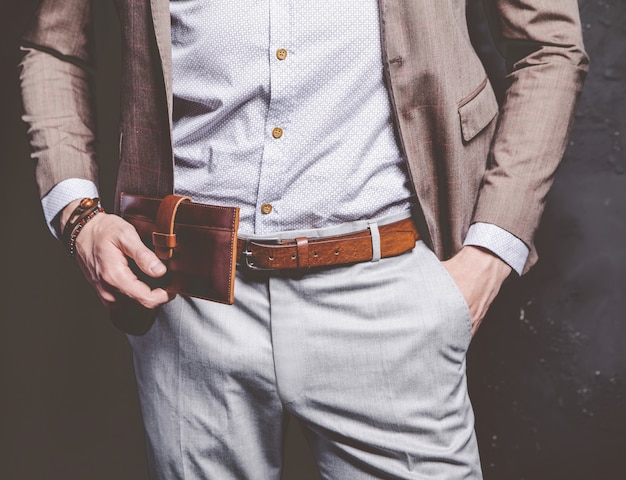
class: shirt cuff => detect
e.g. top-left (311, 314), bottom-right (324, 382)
top-left (463, 222), bottom-right (529, 276)
top-left (41, 178), bottom-right (100, 239)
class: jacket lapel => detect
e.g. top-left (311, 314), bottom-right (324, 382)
top-left (150, 0), bottom-right (173, 128)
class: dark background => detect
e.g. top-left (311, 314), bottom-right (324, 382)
top-left (1, 1), bottom-right (624, 479)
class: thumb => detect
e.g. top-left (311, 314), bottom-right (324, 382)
top-left (118, 231), bottom-right (167, 278)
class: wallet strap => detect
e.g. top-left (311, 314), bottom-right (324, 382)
top-left (152, 194), bottom-right (192, 260)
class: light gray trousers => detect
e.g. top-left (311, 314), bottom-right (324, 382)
top-left (127, 240), bottom-right (482, 479)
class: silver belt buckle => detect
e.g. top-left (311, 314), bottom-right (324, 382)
top-left (242, 238), bottom-right (277, 271)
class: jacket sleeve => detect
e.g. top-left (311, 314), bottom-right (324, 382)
top-left (474, 0), bottom-right (589, 271)
top-left (19, 0), bottom-right (99, 200)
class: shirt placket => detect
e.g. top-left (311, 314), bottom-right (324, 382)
top-left (254, 0), bottom-right (293, 234)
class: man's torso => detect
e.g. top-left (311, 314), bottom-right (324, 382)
top-left (169, 0), bottom-right (415, 235)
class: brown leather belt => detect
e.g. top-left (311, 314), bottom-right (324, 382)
top-left (236, 217), bottom-right (419, 271)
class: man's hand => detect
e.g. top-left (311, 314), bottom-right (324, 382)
top-left (442, 246), bottom-right (511, 336)
top-left (61, 200), bottom-right (175, 309)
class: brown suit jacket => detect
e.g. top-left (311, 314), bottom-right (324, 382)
top-left (21, 0), bottom-right (588, 272)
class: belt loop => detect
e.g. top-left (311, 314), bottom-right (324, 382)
top-left (296, 237), bottom-right (310, 268)
top-left (368, 222), bottom-right (381, 262)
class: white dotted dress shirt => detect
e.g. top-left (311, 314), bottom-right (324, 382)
top-left (169, 0), bottom-right (414, 235)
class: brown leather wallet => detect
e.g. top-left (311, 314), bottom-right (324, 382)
top-left (120, 193), bottom-right (240, 305)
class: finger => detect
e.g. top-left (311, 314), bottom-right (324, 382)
top-left (103, 262), bottom-right (173, 309)
top-left (99, 295), bottom-right (120, 309)
top-left (115, 226), bottom-right (167, 278)
top-left (98, 276), bottom-right (174, 309)
top-left (96, 285), bottom-right (120, 305)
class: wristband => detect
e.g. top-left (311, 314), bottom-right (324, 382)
top-left (62, 198), bottom-right (104, 256)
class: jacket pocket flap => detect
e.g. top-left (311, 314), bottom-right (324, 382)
top-left (458, 79), bottom-right (499, 142)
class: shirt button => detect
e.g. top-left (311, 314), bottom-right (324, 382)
top-left (276, 48), bottom-right (288, 61)
top-left (272, 127), bottom-right (283, 139)
top-left (261, 203), bottom-right (273, 214)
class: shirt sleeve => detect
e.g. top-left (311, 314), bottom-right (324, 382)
top-left (463, 222), bottom-right (529, 276)
top-left (41, 178), bottom-right (100, 239)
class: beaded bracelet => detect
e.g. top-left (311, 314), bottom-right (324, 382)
top-left (62, 198), bottom-right (105, 256)
top-left (66, 206), bottom-right (105, 256)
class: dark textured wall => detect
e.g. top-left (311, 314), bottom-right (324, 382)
top-left (0, 1), bottom-right (623, 479)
